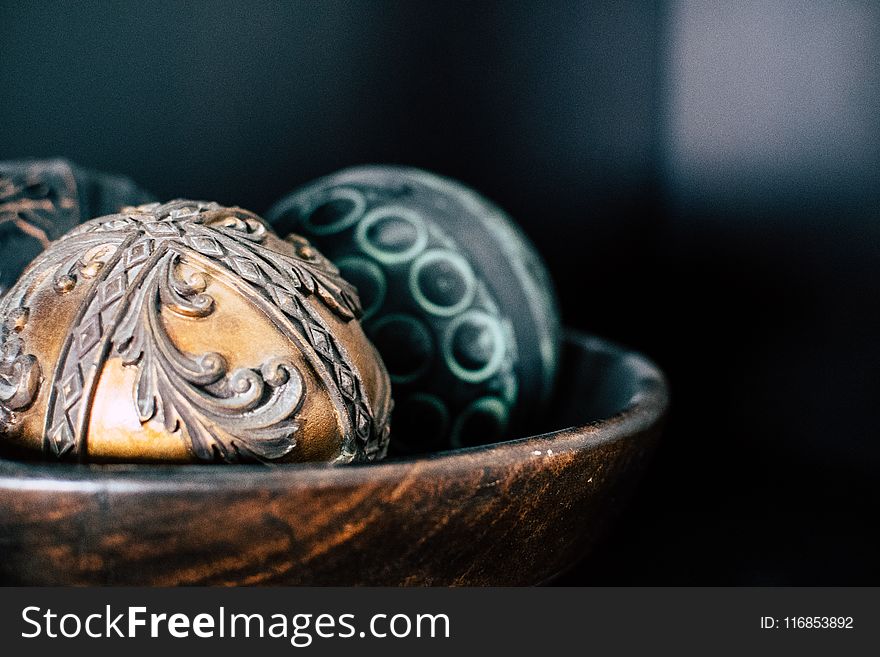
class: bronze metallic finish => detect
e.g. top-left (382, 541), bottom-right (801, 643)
top-left (0, 200), bottom-right (392, 463)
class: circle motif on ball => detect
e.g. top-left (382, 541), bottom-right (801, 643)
top-left (442, 310), bottom-right (506, 383)
top-left (267, 166), bottom-right (560, 454)
top-left (409, 249), bottom-right (476, 317)
top-left (355, 206), bottom-right (428, 264)
top-left (301, 187), bottom-right (366, 236)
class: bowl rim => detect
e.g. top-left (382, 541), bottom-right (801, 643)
top-left (0, 330), bottom-right (668, 494)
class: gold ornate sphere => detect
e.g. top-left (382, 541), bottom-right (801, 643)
top-left (0, 200), bottom-right (392, 463)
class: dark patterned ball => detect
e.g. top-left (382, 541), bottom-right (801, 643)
top-left (268, 166), bottom-right (560, 453)
top-left (0, 158), bottom-right (154, 293)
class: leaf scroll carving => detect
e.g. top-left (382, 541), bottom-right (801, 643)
top-left (111, 249), bottom-right (305, 462)
top-left (0, 308), bottom-right (42, 431)
top-left (28, 199), bottom-right (385, 462)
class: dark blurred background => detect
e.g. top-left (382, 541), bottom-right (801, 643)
top-left (1, 0), bottom-right (877, 584)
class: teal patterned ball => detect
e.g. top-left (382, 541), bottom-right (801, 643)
top-left (268, 166), bottom-right (560, 453)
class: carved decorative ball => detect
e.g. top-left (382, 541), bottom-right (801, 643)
top-left (0, 200), bottom-right (392, 464)
top-left (0, 158), bottom-right (155, 294)
top-left (268, 166), bottom-right (560, 452)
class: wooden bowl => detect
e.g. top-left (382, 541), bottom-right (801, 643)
top-left (0, 330), bottom-right (668, 585)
